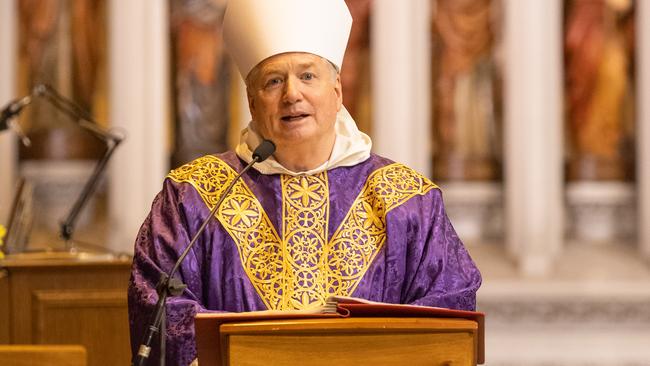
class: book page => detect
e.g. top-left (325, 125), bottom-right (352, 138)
top-left (326, 295), bottom-right (445, 310)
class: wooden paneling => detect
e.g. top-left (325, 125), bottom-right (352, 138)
top-left (0, 344), bottom-right (86, 366)
top-left (0, 256), bottom-right (132, 366)
top-left (0, 270), bottom-right (9, 343)
top-left (221, 318), bottom-right (478, 366)
top-left (229, 333), bottom-right (474, 366)
top-left (6, 261), bottom-right (129, 343)
top-left (32, 290), bottom-right (129, 366)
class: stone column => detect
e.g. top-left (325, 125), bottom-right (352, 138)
top-left (108, 0), bottom-right (169, 254)
top-left (371, 0), bottom-right (431, 177)
top-left (638, 0), bottom-right (650, 262)
top-left (503, 0), bottom-right (564, 276)
top-left (0, 0), bottom-right (17, 224)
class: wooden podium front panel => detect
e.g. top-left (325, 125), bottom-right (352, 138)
top-left (0, 256), bottom-right (132, 366)
top-left (31, 290), bottom-right (128, 366)
top-left (220, 317), bottom-right (478, 366)
top-left (0, 345), bottom-right (86, 366)
top-left (0, 270), bottom-right (9, 343)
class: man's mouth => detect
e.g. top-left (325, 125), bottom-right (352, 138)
top-left (281, 113), bottom-right (310, 122)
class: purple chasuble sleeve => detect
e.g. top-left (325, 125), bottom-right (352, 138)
top-left (128, 179), bottom-right (211, 366)
top-left (400, 188), bottom-right (481, 310)
top-left (348, 180), bottom-right (481, 311)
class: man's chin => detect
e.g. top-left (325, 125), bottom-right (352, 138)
top-left (275, 131), bottom-right (320, 148)
top-left (276, 123), bottom-right (318, 139)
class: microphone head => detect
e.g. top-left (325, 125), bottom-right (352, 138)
top-left (1, 96), bottom-right (32, 131)
top-left (0, 117), bottom-right (8, 131)
top-left (252, 139), bottom-right (276, 162)
top-left (0, 100), bottom-right (19, 131)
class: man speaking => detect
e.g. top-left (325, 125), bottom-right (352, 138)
top-left (128, 0), bottom-right (482, 364)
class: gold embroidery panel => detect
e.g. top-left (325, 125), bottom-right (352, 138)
top-left (167, 156), bottom-right (284, 310)
top-left (167, 158), bottom-right (436, 311)
top-left (281, 173), bottom-right (329, 310)
top-left (167, 156), bottom-right (236, 205)
top-left (326, 164), bottom-right (437, 297)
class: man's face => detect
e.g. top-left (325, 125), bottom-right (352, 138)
top-left (247, 52), bottom-right (342, 150)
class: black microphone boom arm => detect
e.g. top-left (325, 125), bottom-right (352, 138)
top-left (0, 83), bottom-right (124, 244)
top-left (34, 84), bottom-right (124, 243)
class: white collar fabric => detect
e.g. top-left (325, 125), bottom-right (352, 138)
top-left (235, 106), bottom-right (372, 176)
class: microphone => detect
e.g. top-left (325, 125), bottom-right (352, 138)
top-left (0, 96), bottom-right (33, 146)
top-left (252, 139), bottom-right (276, 162)
top-left (134, 139), bottom-right (275, 366)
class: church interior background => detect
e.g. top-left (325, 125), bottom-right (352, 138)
top-left (1, 0), bottom-right (650, 365)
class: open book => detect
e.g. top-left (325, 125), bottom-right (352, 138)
top-left (195, 296), bottom-right (485, 365)
top-left (204, 295), bottom-right (381, 316)
top-left (320, 295), bottom-right (481, 318)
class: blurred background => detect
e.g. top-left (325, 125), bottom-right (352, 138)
top-left (0, 0), bottom-right (649, 365)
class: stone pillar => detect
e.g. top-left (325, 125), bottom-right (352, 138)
top-left (503, 0), bottom-right (564, 276)
top-left (108, 0), bottom-right (169, 254)
top-left (639, 0), bottom-right (650, 262)
top-left (372, 0), bottom-right (431, 177)
top-left (0, 0), bottom-right (17, 224)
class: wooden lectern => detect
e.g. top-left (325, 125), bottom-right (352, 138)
top-left (195, 304), bottom-right (484, 366)
top-left (0, 344), bottom-right (87, 366)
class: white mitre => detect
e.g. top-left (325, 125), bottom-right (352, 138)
top-left (223, 0), bottom-right (372, 176)
top-left (223, 0), bottom-right (352, 78)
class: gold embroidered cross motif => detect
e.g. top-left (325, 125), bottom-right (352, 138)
top-left (168, 156), bottom-right (436, 310)
top-left (281, 174), bottom-right (329, 309)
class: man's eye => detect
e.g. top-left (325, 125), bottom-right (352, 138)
top-left (265, 78), bottom-right (283, 88)
top-left (301, 72), bottom-right (314, 80)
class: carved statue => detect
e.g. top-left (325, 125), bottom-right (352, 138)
top-left (341, 0), bottom-right (373, 134)
top-left (17, 0), bottom-right (108, 239)
top-left (170, 0), bottom-right (232, 166)
top-left (18, 0), bottom-right (105, 159)
top-left (19, 0), bottom-right (62, 133)
top-left (70, 0), bottom-right (107, 115)
top-left (432, 0), bottom-right (501, 181)
top-left (565, 0), bottom-right (635, 181)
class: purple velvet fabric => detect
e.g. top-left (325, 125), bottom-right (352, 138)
top-left (128, 152), bottom-right (481, 365)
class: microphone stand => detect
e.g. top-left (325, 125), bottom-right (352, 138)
top-left (134, 140), bottom-right (275, 366)
top-left (0, 84), bottom-right (124, 249)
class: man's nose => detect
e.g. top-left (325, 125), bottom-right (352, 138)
top-left (282, 76), bottom-right (302, 104)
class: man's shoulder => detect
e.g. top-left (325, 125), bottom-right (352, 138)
top-left (365, 152), bottom-right (395, 167)
top-left (366, 153), bottom-right (436, 181)
top-left (362, 153), bottom-right (439, 192)
top-left (166, 151), bottom-right (241, 184)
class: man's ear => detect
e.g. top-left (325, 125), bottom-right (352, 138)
top-left (334, 73), bottom-right (343, 111)
top-left (247, 89), bottom-right (255, 114)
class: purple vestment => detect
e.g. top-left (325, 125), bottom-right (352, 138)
top-left (128, 152), bottom-right (481, 365)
